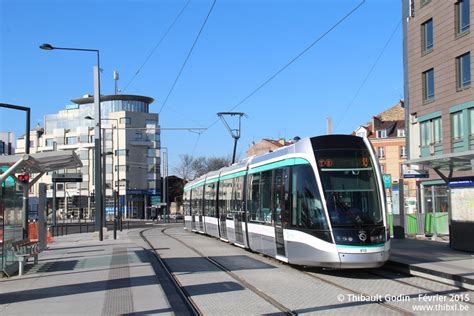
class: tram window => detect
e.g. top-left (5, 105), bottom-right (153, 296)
top-left (194, 186), bottom-right (203, 216)
top-left (183, 190), bottom-right (191, 216)
top-left (291, 165), bottom-right (328, 230)
top-left (223, 179), bottom-right (233, 219)
top-left (260, 171), bottom-right (273, 224)
top-left (205, 182), bottom-right (216, 217)
top-left (218, 180), bottom-right (226, 212)
top-left (248, 174), bottom-right (261, 222)
top-left (230, 177), bottom-right (244, 218)
top-left (273, 168), bottom-right (290, 226)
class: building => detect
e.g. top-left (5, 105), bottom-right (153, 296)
top-left (0, 132), bottom-right (15, 155)
top-left (403, 0), bottom-right (473, 250)
top-left (15, 94), bottom-right (161, 220)
top-left (246, 138), bottom-right (295, 157)
top-left (354, 102), bottom-right (417, 214)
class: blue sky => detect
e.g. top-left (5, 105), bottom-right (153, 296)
top-left (1, 0), bottom-right (403, 172)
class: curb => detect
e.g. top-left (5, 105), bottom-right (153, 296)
top-left (386, 260), bottom-right (474, 291)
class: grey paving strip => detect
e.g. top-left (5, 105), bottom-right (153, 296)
top-left (101, 247), bottom-right (134, 316)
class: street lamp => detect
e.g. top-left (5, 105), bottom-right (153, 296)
top-left (40, 43), bottom-right (104, 241)
top-left (85, 116), bottom-right (120, 240)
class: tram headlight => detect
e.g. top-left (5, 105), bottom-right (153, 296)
top-left (370, 234), bottom-right (385, 243)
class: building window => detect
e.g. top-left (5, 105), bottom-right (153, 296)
top-left (456, 0), bottom-right (470, 35)
top-left (120, 117), bottom-right (131, 125)
top-left (421, 18), bottom-right (433, 53)
top-left (66, 137), bottom-right (77, 145)
top-left (376, 130), bottom-right (387, 138)
top-left (397, 129), bottom-right (406, 137)
top-left (105, 130), bottom-right (113, 141)
top-left (470, 108), bottom-right (474, 136)
top-left (420, 117), bottom-right (442, 146)
top-left (423, 68), bottom-right (435, 102)
top-left (135, 132), bottom-right (143, 140)
top-left (115, 165), bottom-right (129, 172)
top-left (380, 164), bottom-right (385, 173)
top-left (45, 139), bottom-right (54, 147)
top-left (115, 149), bottom-right (129, 156)
top-left (456, 52), bottom-right (471, 90)
top-left (452, 111), bottom-right (464, 140)
top-left (377, 147), bottom-right (385, 159)
top-left (400, 145), bottom-right (407, 158)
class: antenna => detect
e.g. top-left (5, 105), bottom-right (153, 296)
top-left (217, 112), bottom-right (246, 164)
top-left (113, 70), bottom-right (120, 94)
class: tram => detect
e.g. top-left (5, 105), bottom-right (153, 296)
top-left (183, 135), bottom-right (390, 268)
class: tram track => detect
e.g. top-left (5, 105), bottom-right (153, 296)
top-left (142, 225), bottom-right (471, 315)
top-left (300, 268), bottom-right (416, 316)
top-left (159, 226), bottom-right (297, 316)
top-left (139, 227), bottom-right (201, 316)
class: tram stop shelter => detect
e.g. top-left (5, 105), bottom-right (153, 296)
top-left (406, 150), bottom-right (474, 252)
top-left (0, 151), bottom-right (82, 276)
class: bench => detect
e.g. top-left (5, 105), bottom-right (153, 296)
top-left (12, 239), bottom-right (41, 276)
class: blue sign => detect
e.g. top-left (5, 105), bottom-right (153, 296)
top-left (147, 189), bottom-right (160, 195)
top-left (0, 166), bottom-right (14, 188)
top-left (448, 177), bottom-right (474, 187)
top-left (382, 174), bottom-right (392, 189)
top-left (105, 207), bottom-right (115, 215)
top-left (126, 189), bottom-right (147, 195)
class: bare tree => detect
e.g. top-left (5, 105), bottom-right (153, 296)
top-left (173, 154), bottom-right (194, 180)
top-left (174, 155), bottom-right (232, 180)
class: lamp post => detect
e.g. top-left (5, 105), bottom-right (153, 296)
top-left (85, 116), bottom-right (120, 240)
top-left (40, 43), bottom-right (104, 241)
top-left (159, 147), bottom-right (168, 223)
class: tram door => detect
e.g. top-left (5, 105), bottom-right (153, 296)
top-left (273, 168), bottom-right (289, 257)
top-left (234, 177), bottom-right (245, 244)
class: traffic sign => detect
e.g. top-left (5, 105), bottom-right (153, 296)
top-left (382, 174), bottom-right (392, 188)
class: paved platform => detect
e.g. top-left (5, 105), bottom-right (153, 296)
top-left (389, 238), bottom-right (474, 290)
top-left (0, 226), bottom-right (192, 316)
top-left (1, 225), bottom-right (472, 315)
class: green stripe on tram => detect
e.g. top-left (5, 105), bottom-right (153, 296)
top-left (336, 243), bottom-right (385, 249)
top-left (249, 157), bottom-right (310, 174)
top-left (219, 170), bottom-right (246, 181)
top-left (185, 158), bottom-right (310, 190)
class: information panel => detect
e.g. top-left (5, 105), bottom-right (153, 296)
top-left (450, 187), bottom-right (474, 222)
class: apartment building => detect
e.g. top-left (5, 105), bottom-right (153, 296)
top-left (354, 102), bottom-right (417, 213)
top-left (403, 0), bottom-right (473, 250)
top-left (16, 94), bottom-right (161, 220)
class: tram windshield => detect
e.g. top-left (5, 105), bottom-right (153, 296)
top-left (315, 149), bottom-right (383, 227)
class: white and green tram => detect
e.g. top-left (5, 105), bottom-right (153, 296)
top-left (183, 135), bottom-right (390, 268)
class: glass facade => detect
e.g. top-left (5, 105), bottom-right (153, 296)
top-left (45, 99), bottom-right (149, 134)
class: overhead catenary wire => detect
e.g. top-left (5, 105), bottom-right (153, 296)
top-left (158, 0), bottom-right (217, 114)
top-left (335, 17), bottom-right (402, 131)
top-left (202, 0), bottom-right (366, 132)
top-left (122, 0), bottom-right (191, 92)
